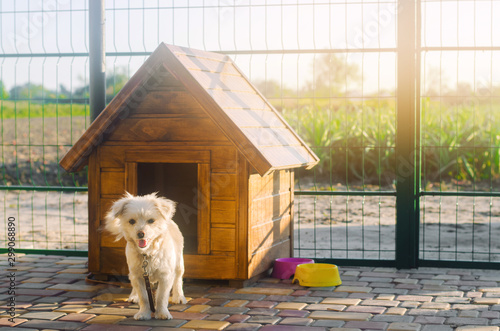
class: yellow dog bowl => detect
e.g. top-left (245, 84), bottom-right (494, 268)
top-left (292, 263), bottom-right (342, 287)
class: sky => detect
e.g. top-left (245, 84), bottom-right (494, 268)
top-left (0, 0), bottom-right (498, 96)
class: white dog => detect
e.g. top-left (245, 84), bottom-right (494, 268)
top-left (104, 192), bottom-right (187, 320)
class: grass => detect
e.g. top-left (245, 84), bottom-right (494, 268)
top-left (0, 100), bottom-right (89, 119)
top-left (281, 98), bottom-right (500, 189)
top-left (283, 98), bottom-right (396, 187)
top-left (1, 99), bottom-right (499, 190)
top-left (421, 98), bottom-right (500, 186)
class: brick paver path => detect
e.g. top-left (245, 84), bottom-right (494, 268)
top-left (1, 254), bottom-right (500, 330)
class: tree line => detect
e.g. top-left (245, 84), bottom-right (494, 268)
top-left (0, 56), bottom-right (495, 105)
top-left (0, 68), bottom-right (128, 102)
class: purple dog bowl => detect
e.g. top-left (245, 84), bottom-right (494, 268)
top-left (271, 258), bottom-right (314, 279)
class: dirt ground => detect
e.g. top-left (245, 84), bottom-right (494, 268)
top-left (0, 190), bottom-right (88, 250)
top-left (294, 192), bottom-right (500, 262)
top-left (0, 117), bottom-right (88, 186)
top-left (2, 187), bottom-right (499, 263)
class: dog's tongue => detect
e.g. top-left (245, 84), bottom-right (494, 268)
top-left (138, 239), bottom-right (147, 248)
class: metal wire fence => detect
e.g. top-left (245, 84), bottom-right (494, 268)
top-left (1, 0), bottom-right (90, 253)
top-left (419, 0), bottom-right (500, 265)
top-left (1, 0), bottom-right (499, 267)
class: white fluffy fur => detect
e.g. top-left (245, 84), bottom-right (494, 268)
top-left (104, 192), bottom-right (186, 320)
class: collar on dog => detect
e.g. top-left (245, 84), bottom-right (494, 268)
top-left (142, 254), bottom-right (156, 313)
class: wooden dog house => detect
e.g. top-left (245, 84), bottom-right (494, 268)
top-left (60, 43), bottom-right (319, 282)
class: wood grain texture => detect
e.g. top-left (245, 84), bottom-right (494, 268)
top-left (236, 156), bottom-right (249, 279)
top-left (172, 54), bottom-right (237, 75)
top-left (249, 215), bottom-right (291, 255)
top-left (258, 145), bottom-right (318, 169)
top-left (125, 163), bottom-right (138, 195)
top-left (143, 66), bottom-right (185, 91)
top-left (211, 146), bottom-right (237, 172)
top-left (100, 231), bottom-right (126, 248)
top-left (249, 170), bottom-right (291, 198)
top-left (133, 91), bottom-right (203, 115)
top-left (210, 228), bottom-right (235, 252)
top-left (125, 148), bottom-right (211, 164)
top-left (248, 240), bottom-right (290, 278)
top-left (289, 171), bottom-right (295, 257)
top-left (183, 254), bottom-right (236, 279)
top-left (188, 70), bottom-right (256, 93)
top-left (161, 45), bottom-right (273, 176)
top-left (63, 43), bottom-right (312, 281)
top-left (223, 108), bottom-right (286, 128)
top-left (99, 196), bottom-right (127, 248)
top-left (242, 127), bottom-right (303, 148)
top-left (98, 146), bottom-right (126, 168)
top-left (100, 247), bottom-right (128, 275)
top-left (59, 45), bottom-right (170, 172)
top-left (247, 169), bottom-right (293, 278)
top-left (250, 193), bottom-right (292, 221)
top-left (165, 43), bottom-right (319, 175)
top-left (98, 249), bottom-right (243, 279)
top-left (88, 150), bottom-right (101, 273)
top-left (99, 249), bottom-right (238, 279)
top-left (100, 170), bottom-right (125, 196)
top-left (99, 198), bottom-right (117, 221)
top-left (210, 173), bottom-right (237, 199)
top-left (107, 118), bottom-right (228, 143)
top-left (204, 89), bottom-right (268, 111)
top-left (197, 163), bottom-right (211, 255)
top-left (60, 43), bottom-right (318, 175)
top-left (210, 200), bottom-right (236, 226)
top-left (168, 44), bottom-right (230, 62)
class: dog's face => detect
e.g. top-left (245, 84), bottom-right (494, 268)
top-left (104, 192), bottom-right (176, 251)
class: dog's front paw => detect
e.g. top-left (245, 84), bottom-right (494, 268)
top-left (127, 294), bottom-right (139, 303)
top-left (155, 309), bottom-right (173, 320)
top-left (171, 294), bottom-right (187, 305)
top-left (134, 309), bottom-right (152, 320)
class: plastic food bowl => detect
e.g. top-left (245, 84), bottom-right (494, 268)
top-left (292, 263), bottom-right (342, 287)
top-left (271, 258), bottom-right (314, 279)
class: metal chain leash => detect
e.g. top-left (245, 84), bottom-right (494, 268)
top-left (142, 254), bottom-right (149, 276)
top-left (142, 254), bottom-right (155, 313)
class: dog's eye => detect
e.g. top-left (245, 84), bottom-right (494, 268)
top-left (129, 219), bottom-right (136, 225)
top-left (147, 219), bottom-right (155, 224)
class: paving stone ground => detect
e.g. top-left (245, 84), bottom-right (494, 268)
top-left (1, 253), bottom-right (500, 330)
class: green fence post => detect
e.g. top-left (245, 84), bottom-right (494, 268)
top-left (89, 0), bottom-right (106, 121)
top-left (396, 0), bottom-right (419, 269)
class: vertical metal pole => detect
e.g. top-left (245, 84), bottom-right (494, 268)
top-left (89, 0), bottom-right (106, 121)
top-left (396, 0), bottom-right (419, 269)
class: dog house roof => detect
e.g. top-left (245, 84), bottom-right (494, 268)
top-left (60, 43), bottom-right (319, 176)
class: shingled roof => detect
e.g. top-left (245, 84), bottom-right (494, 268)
top-left (60, 43), bottom-right (319, 176)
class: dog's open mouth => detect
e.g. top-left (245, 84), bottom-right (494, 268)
top-left (138, 239), bottom-right (148, 248)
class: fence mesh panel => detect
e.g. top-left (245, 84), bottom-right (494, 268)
top-left (1, 1), bottom-right (89, 251)
top-left (419, 0), bottom-right (500, 263)
top-left (1, 0), bottom-right (499, 267)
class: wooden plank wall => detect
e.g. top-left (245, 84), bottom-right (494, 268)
top-left (247, 170), bottom-right (293, 278)
top-left (91, 78), bottom-right (243, 279)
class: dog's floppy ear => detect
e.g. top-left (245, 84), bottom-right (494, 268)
top-left (104, 193), bottom-right (132, 240)
top-left (154, 196), bottom-right (177, 221)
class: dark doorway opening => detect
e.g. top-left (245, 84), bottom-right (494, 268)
top-left (137, 163), bottom-right (198, 254)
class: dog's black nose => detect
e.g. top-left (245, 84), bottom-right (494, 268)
top-left (137, 231), bottom-right (145, 239)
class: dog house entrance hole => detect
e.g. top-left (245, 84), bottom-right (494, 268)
top-left (137, 163), bottom-right (198, 254)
